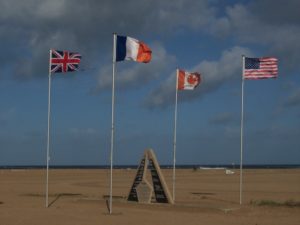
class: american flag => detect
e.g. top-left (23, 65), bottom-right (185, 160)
top-left (50, 50), bottom-right (81, 73)
top-left (244, 57), bottom-right (278, 79)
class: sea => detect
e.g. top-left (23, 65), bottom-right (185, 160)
top-left (0, 164), bottom-right (299, 170)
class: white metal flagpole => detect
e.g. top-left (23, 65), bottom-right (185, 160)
top-left (172, 69), bottom-right (179, 203)
top-left (46, 50), bottom-right (52, 208)
top-left (109, 33), bottom-right (117, 214)
top-left (240, 55), bottom-right (245, 205)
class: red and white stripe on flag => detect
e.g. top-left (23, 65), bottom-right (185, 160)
top-left (244, 57), bottom-right (278, 79)
top-left (177, 69), bottom-right (201, 90)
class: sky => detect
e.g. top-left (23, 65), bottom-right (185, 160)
top-left (0, 0), bottom-right (299, 166)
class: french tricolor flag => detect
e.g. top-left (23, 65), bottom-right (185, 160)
top-left (115, 35), bottom-right (152, 63)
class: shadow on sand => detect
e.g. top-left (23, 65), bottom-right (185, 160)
top-left (48, 193), bottom-right (82, 207)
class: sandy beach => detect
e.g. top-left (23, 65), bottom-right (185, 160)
top-left (0, 168), bottom-right (299, 225)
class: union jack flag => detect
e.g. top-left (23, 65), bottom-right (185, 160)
top-left (50, 49), bottom-right (81, 73)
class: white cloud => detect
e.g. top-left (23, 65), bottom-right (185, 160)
top-left (284, 88), bottom-right (300, 108)
top-left (144, 46), bottom-right (252, 108)
top-left (92, 42), bottom-right (176, 92)
top-left (211, 2), bottom-right (300, 71)
top-left (0, 0), bottom-right (215, 80)
top-left (1, 0), bottom-right (298, 84)
top-left (209, 112), bottom-right (235, 125)
top-left (36, 0), bottom-right (66, 19)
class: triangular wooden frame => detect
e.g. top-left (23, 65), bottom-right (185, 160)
top-left (127, 149), bottom-right (174, 204)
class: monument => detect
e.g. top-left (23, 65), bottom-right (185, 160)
top-left (127, 149), bottom-right (174, 204)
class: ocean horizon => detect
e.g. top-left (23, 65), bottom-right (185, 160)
top-left (1, 164), bottom-right (299, 170)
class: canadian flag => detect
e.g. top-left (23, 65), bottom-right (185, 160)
top-left (177, 69), bottom-right (201, 90)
